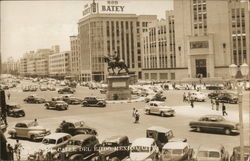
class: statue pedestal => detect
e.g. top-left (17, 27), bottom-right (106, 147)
top-left (106, 75), bottom-right (131, 100)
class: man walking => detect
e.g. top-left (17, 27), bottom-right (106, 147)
top-left (135, 110), bottom-right (140, 123)
top-left (190, 99), bottom-right (194, 108)
top-left (132, 108), bottom-right (136, 123)
top-left (222, 103), bottom-right (228, 116)
top-left (7, 144), bottom-right (14, 161)
top-left (215, 99), bottom-right (220, 111)
top-left (14, 140), bottom-right (23, 161)
top-left (183, 92), bottom-right (186, 102)
top-left (7, 92), bottom-right (10, 100)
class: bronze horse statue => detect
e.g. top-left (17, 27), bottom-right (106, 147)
top-left (103, 56), bottom-right (129, 75)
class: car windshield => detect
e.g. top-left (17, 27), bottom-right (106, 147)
top-left (131, 146), bottom-right (150, 153)
top-left (68, 140), bottom-right (82, 146)
top-left (102, 142), bottom-right (118, 147)
top-left (42, 139), bottom-right (56, 145)
top-left (197, 151), bottom-right (208, 157)
top-left (172, 149), bottom-right (183, 155)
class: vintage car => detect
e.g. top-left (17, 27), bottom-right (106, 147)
top-left (24, 95), bottom-right (46, 104)
top-left (129, 138), bottom-right (159, 161)
top-left (54, 134), bottom-right (99, 161)
top-left (40, 85), bottom-right (48, 91)
top-left (145, 101), bottom-right (175, 117)
top-left (28, 133), bottom-right (72, 160)
top-left (206, 85), bottom-right (224, 90)
top-left (217, 92), bottom-right (238, 104)
top-left (55, 120), bottom-right (97, 136)
top-left (44, 101), bottom-right (68, 110)
top-left (190, 92), bottom-right (206, 102)
top-left (208, 91), bottom-right (222, 99)
top-left (82, 97), bottom-right (106, 107)
top-left (8, 122), bottom-right (51, 141)
top-left (93, 136), bottom-right (130, 161)
top-left (58, 87), bottom-right (75, 94)
top-left (99, 88), bottom-right (107, 94)
top-left (189, 115), bottom-right (239, 135)
top-left (145, 92), bottom-right (166, 103)
top-left (146, 126), bottom-right (187, 151)
top-left (61, 95), bottom-right (82, 105)
top-left (6, 103), bottom-right (25, 117)
top-left (161, 142), bottom-right (193, 161)
top-left (29, 85), bottom-right (38, 92)
top-left (230, 146), bottom-right (250, 161)
top-left (195, 145), bottom-right (229, 161)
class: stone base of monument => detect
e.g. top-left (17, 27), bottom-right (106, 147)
top-left (106, 75), bottom-right (131, 100)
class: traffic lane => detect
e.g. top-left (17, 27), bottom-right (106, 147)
top-left (5, 105), bottom-right (246, 159)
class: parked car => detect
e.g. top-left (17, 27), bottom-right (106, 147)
top-left (146, 126), bottom-right (187, 151)
top-left (145, 101), bottom-right (175, 117)
top-left (190, 92), bottom-right (206, 102)
top-left (208, 91), bottom-right (222, 99)
top-left (6, 103), bottom-right (25, 117)
top-left (29, 85), bottom-right (38, 92)
top-left (55, 120), bottom-right (97, 136)
top-left (99, 88), bottom-right (107, 94)
top-left (195, 145), bottom-right (229, 161)
top-left (28, 133), bottom-right (72, 160)
top-left (217, 92), bottom-right (238, 104)
top-left (230, 146), bottom-right (250, 161)
top-left (58, 87), bottom-right (75, 94)
top-left (8, 122), bottom-right (51, 141)
top-left (129, 138), bottom-right (159, 161)
top-left (47, 85), bottom-right (56, 91)
top-left (62, 96), bottom-right (82, 105)
top-left (54, 134), bottom-right (99, 161)
top-left (24, 95), bottom-right (46, 104)
top-left (40, 85), bottom-right (48, 91)
top-left (145, 93), bottom-right (166, 103)
top-left (189, 115), bottom-right (239, 135)
top-left (44, 101), bottom-right (68, 110)
top-left (82, 97), bottom-right (106, 107)
top-left (93, 136), bottom-right (130, 161)
top-left (161, 142), bottom-right (193, 161)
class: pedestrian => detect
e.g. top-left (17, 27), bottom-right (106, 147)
top-left (188, 92), bottom-right (191, 103)
top-left (14, 140), bottom-right (23, 161)
top-left (7, 92), bottom-right (10, 100)
top-left (30, 118), bottom-right (38, 126)
top-left (211, 99), bottom-right (215, 110)
top-left (7, 144), bottom-right (14, 161)
top-left (132, 108), bottom-right (136, 122)
top-left (190, 99), bottom-right (194, 108)
top-left (135, 110), bottom-right (140, 123)
top-left (183, 92), bottom-right (186, 102)
top-left (215, 99), bottom-right (220, 111)
top-left (222, 103), bottom-right (228, 116)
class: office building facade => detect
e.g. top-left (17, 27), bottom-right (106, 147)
top-left (70, 35), bottom-right (81, 80)
top-left (174, 0), bottom-right (249, 79)
top-left (78, 13), bottom-right (157, 81)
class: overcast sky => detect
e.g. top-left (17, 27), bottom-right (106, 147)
top-left (1, 0), bottom-right (173, 61)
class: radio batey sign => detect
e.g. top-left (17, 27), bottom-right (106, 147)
top-left (82, 0), bottom-right (125, 17)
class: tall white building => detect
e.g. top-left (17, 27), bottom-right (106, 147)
top-left (70, 35), bottom-right (81, 80)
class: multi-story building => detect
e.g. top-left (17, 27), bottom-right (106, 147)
top-left (70, 35), bottom-right (81, 80)
top-left (20, 58), bottom-right (27, 76)
top-left (51, 45), bottom-right (60, 54)
top-left (36, 58), bottom-right (49, 76)
top-left (27, 60), bottom-right (36, 76)
top-left (78, 13), bottom-right (157, 81)
top-left (48, 51), bottom-right (71, 78)
top-left (174, 0), bottom-right (249, 79)
top-left (141, 11), bottom-right (178, 80)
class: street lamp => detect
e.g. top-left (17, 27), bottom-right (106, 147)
top-left (229, 63), bottom-right (249, 161)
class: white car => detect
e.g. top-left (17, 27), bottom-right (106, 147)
top-left (190, 92), bottom-right (206, 102)
top-left (39, 133), bottom-right (72, 154)
top-left (195, 146), bottom-right (229, 161)
top-left (129, 138), bottom-right (158, 161)
top-left (145, 101), bottom-right (175, 117)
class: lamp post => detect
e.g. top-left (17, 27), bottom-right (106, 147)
top-left (229, 63), bottom-right (249, 161)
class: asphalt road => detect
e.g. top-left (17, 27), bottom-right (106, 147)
top-left (3, 80), bottom-right (250, 160)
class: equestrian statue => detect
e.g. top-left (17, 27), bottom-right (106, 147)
top-left (103, 52), bottom-right (129, 75)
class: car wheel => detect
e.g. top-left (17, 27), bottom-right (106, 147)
top-left (160, 112), bottom-right (165, 117)
top-left (146, 110), bottom-right (150, 115)
top-left (11, 133), bottom-right (16, 138)
top-left (30, 135), bottom-right (36, 141)
top-left (196, 127), bottom-right (201, 132)
top-left (224, 129), bottom-right (231, 135)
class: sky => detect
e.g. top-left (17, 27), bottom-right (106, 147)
top-left (1, 0), bottom-right (173, 61)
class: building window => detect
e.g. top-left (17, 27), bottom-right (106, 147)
top-left (150, 73), bottom-right (157, 80)
top-left (170, 73), bottom-right (175, 80)
top-left (136, 21), bottom-right (140, 27)
top-left (160, 73), bottom-right (168, 80)
top-left (145, 73), bottom-right (149, 79)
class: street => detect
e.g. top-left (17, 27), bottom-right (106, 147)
top-left (4, 80), bottom-right (250, 160)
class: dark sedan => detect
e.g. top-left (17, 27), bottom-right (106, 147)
top-left (24, 95), bottom-right (46, 104)
top-left (6, 103), bottom-right (25, 117)
top-left (218, 93), bottom-right (238, 104)
top-left (189, 115), bottom-right (239, 135)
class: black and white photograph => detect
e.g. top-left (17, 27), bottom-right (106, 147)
top-left (0, 0), bottom-right (250, 160)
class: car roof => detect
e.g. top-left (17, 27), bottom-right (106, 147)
top-left (198, 146), bottom-right (221, 152)
top-left (70, 134), bottom-right (94, 141)
top-left (103, 135), bottom-right (127, 143)
top-left (163, 142), bottom-right (189, 150)
top-left (147, 126), bottom-right (172, 133)
top-left (233, 146), bottom-right (250, 153)
top-left (43, 133), bottom-right (71, 140)
top-left (131, 138), bottom-right (155, 147)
